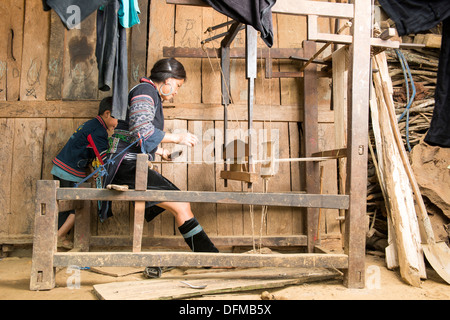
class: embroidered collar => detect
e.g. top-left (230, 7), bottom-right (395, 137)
top-left (140, 77), bottom-right (157, 89)
top-left (140, 77), bottom-right (162, 99)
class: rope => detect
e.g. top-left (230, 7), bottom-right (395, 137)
top-left (395, 49), bottom-right (415, 152)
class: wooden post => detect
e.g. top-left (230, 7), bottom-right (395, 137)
top-left (133, 154), bottom-right (149, 252)
top-left (344, 0), bottom-right (372, 289)
top-left (30, 180), bottom-right (59, 290)
top-left (73, 200), bottom-right (91, 252)
top-left (303, 40), bottom-right (320, 253)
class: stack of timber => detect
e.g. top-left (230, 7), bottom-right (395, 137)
top-left (367, 31), bottom-right (450, 254)
top-left (370, 52), bottom-right (426, 287)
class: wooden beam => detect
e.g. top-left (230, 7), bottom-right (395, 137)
top-left (90, 235), bottom-right (308, 248)
top-left (0, 100), bottom-right (335, 122)
top-left (55, 188), bottom-right (350, 210)
top-left (53, 251), bottom-right (349, 269)
top-left (311, 148), bottom-right (347, 159)
top-left (163, 46), bottom-right (305, 59)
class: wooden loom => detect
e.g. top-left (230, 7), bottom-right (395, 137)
top-left (30, 0), bottom-right (401, 291)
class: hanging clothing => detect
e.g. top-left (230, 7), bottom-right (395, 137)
top-left (202, 0), bottom-right (277, 47)
top-left (42, 0), bottom-right (111, 29)
top-left (378, 0), bottom-right (450, 148)
top-left (96, 0), bottom-right (129, 120)
top-left (118, 0), bottom-right (141, 28)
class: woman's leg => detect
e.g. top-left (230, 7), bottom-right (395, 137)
top-left (156, 201), bottom-right (193, 227)
top-left (157, 201), bottom-right (218, 252)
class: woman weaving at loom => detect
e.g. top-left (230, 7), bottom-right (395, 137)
top-left (99, 58), bottom-right (219, 254)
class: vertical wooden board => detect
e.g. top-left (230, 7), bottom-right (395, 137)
top-left (62, 11), bottom-right (98, 100)
top-left (201, 8), bottom-right (227, 105)
top-left (0, 0), bottom-right (24, 101)
top-left (41, 118), bottom-right (75, 180)
top-left (20, 0), bottom-right (50, 101)
top-left (46, 10), bottom-right (66, 100)
top-left (187, 120), bottom-right (216, 235)
top-left (265, 122), bottom-right (292, 235)
top-left (160, 119), bottom-right (188, 235)
top-left (0, 2), bottom-right (8, 101)
top-left (318, 123), bottom-right (340, 235)
top-left (0, 118), bottom-right (14, 235)
top-left (9, 118), bottom-right (45, 235)
top-left (129, 0), bottom-right (149, 88)
top-left (332, 47), bottom-right (348, 224)
top-left (276, 13), bottom-right (306, 106)
top-left (174, 5), bottom-right (203, 104)
top-left (3, 0), bottom-right (24, 101)
top-left (215, 120), bottom-right (244, 236)
top-left (289, 122), bottom-right (305, 235)
top-left (147, 0), bottom-right (175, 73)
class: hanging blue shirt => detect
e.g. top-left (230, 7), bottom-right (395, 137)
top-left (119, 0), bottom-right (140, 28)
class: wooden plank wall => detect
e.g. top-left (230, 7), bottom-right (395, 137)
top-left (0, 0), bottom-right (341, 243)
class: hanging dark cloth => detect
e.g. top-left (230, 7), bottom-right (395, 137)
top-left (96, 0), bottom-right (129, 120)
top-left (42, 0), bottom-right (111, 29)
top-left (378, 0), bottom-right (450, 147)
top-left (201, 0), bottom-right (277, 47)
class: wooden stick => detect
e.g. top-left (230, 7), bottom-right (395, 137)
top-left (299, 21), bottom-right (352, 72)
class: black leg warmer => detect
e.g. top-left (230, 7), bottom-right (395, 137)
top-left (178, 217), bottom-right (219, 253)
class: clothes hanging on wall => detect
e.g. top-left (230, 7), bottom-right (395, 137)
top-left (43, 0), bottom-right (139, 120)
top-left (96, 0), bottom-right (129, 120)
top-left (378, 0), bottom-right (450, 147)
top-left (42, 0), bottom-right (111, 29)
top-left (201, 0), bottom-right (277, 47)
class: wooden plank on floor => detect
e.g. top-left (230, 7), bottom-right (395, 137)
top-left (93, 267), bottom-right (341, 300)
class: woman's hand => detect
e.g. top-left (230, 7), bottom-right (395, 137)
top-left (162, 131), bottom-right (199, 147)
top-left (176, 132), bottom-right (199, 147)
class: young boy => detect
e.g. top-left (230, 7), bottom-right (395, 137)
top-left (52, 97), bottom-right (118, 248)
